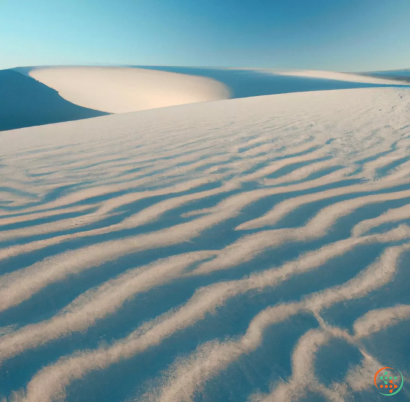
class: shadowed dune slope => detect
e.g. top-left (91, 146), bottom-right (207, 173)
top-left (364, 68), bottom-right (410, 83)
top-left (132, 66), bottom-right (409, 99)
top-left (1, 87), bottom-right (410, 402)
top-left (0, 70), bottom-right (108, 131)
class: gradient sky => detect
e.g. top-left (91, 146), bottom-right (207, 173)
top-left (1, 0), bottom-right (410, 72)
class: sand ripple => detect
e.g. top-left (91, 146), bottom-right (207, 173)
top-left (0, 87), bottom-right (410, 402)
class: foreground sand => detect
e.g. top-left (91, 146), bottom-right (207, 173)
top-left (1, 88), bottom-right (410, 401)
top-left (29, 67), bottom-right (230, 113)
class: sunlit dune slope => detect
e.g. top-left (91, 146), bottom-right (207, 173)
top-left (272, 69), bottom-right (410, 85)
top-left (1, 87), bottom-right (410, 402)
top-left (29, 67), bottom-right (231, 113)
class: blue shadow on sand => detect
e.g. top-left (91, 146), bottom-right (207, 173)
top-left (0, 69), bottom-right (108, 132)
top-left (131, 66), bottom-right (409, 98)
top-left (364, 69), bottom-right (410, 83)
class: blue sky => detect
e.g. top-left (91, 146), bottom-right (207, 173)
top-left (1, 0), bottom-right (410, 72)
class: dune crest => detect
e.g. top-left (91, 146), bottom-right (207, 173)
top-left (29, 67), bottom-right (230, 113)
top-left (273, 69), bottom-right (408, 85)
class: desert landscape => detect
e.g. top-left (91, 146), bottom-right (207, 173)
top-left (1, 66), bottom-right (410, 401)
top-left (1, 1), bottom-right (410, 401)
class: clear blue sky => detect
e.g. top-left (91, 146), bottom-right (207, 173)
top-left (1, 0), bottom-right (410, 72)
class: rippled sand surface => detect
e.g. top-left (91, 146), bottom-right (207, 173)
top-left (1, 87), bottom-right (410, 402)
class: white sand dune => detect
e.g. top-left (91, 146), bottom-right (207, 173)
top-left (1, 65), bottom-right (406, 133)
top-left (271, 69), bottom-right (409, 85)
top-left (29, 67), bottom-right (230, 113)
top-left (27, 66), bottom-right (408, 117)
top-left (1, 87), bottom-right (410, 402)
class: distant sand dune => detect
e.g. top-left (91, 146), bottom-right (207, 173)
top-left (2, 65), bottom-right (407, 132)
top-left (272, 69), bottom-right (409, 85)
top-left (1, 87), bottom-right (410, 402)
top-left (29, 67), bottom-right (230, 113)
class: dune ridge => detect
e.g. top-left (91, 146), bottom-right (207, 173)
top-left (272, 69), bottom-right (409, 85)
top-left (28, 67), bottom-right (230, 113)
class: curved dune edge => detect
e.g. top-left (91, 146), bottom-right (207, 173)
top-left (29, 67), bottom-right (231, 114)
top-left (268, 69), bottom-right (408, 85)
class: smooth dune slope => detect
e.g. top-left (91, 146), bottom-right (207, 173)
top-left (29, 67), bottom-right (231, 113)
top-left (272, 69), bottom-right (410, 85)
top-left (1, 88), bottom-right (410, 402)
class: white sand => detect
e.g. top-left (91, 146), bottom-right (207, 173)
top-left (269, 69), bottom-right (407, 85)
top-left (27, 66), bottom-right (407, 117)
top-left (29, 66), bottom-right (230, 113)
top-left (1, 87), bottom-right (410, 402)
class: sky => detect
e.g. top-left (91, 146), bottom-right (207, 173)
top-left (1, 0), bottom-right (410, 72)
